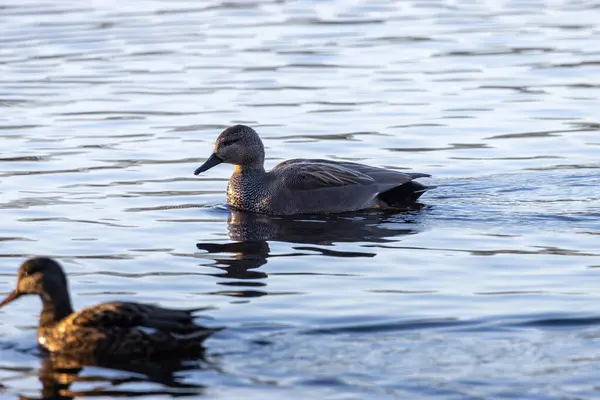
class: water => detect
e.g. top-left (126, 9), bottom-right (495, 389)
top-left (1, 0), bottom-right (599, 398)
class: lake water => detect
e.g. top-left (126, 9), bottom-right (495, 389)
top-left (1, 0), bottom-right (600, 398)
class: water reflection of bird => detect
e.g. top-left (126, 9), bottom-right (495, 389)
top-left (20, 353), bottom-right (207, 400)
top-left (193, 125), bottom-right (432, 215)
top-left (196, 209), bottom-right (422, 295)
top-left (0, 257), bottom-right (220, 361)
top-left (225, 208), bottom-right (420, 245)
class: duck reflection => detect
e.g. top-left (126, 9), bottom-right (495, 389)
top-left (225, 209), bottom-right (420, 244)
top-left (22, 352), bottom-right (209, 400)
top-left (196, 209), bottom-right (422, 295)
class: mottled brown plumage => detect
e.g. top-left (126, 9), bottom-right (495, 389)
top-left (0, 257), bottom-right (219, 360)
top-left (193, 125), bottom-right (432, 215)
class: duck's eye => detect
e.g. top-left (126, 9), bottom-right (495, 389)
top-left (222, 138), bottom-right (240, 147)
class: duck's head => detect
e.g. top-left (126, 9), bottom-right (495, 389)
top-left (194, 125), bottom-right (265, 174)
top-left (0, 257), bottom-right (68, 308)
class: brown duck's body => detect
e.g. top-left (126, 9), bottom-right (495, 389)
top-left (37, 302), bottom-right (215, 359)
top-left (0, 258), bottom-right (219, 360)
top-left (194, 125), bottom-right (433, 215)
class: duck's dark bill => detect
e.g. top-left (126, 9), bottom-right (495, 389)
top-left (0, 290), bottom-right (20, 308)
top-left (194, 153), bottom-right (223, 175)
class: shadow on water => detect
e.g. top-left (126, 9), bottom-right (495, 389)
top-left (196, 208), bottom-right (425, 297)
top-left (2, 350), bottom-right (211, 399)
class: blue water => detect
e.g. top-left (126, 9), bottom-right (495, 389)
top-left (1, 0), bottom-right (599, 398)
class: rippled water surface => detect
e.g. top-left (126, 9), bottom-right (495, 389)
top-left (1, 0), bottom-right (600, 398)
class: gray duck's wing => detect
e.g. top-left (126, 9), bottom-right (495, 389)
top-left (273, 160), bottom-right (376, 190)
top-left (67, 302), bottom-right (213, 334)
top-left (273, 159), bottom-right (428, 190)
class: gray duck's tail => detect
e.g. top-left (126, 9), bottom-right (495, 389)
top-left (378, 180), bottom-right (434, 208)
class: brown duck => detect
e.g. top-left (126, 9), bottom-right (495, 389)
top-left (0, 257), bottom-right (219, 360)
top-left (193, 125), bottom-right (433, 215)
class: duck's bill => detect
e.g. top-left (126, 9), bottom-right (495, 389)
top-left (194, 154), bottom-right (223, 175)
top-left (0, 290), bottom-right (21, 309)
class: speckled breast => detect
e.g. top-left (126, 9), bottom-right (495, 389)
top-left (226, 173), bottom-right (270, 213)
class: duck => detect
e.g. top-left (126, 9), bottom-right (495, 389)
top-left (193, 125), bottom-right (433, 215)
top-left (0, 257), bottom-right (219, 360)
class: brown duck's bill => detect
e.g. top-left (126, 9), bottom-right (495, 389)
top-left (194, 153), bottom-right (223, 175)
top-left (0, 290), bottom-right (21, 308)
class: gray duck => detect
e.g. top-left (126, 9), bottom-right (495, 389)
top-left (193, 125), bottom-right (433, 215)
top-left (0, 257), bottom-right (219, 360)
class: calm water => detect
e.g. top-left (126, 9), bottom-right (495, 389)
top-left (1, 0), bottom-right (600, 398)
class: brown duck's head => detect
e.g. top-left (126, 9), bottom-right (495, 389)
top-left (194, 125), bottom-right (265, 175)
top-left (0, 257), bottom-right (68, 308)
